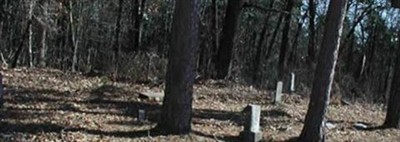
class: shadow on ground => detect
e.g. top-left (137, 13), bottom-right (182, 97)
top-left (0, 84), bottom-right (292, 140)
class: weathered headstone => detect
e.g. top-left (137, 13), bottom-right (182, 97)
top-left (0, 73), bottom-right (3, 108)
top-left (240, 104), bottom-right (262, 142)
top-left (274, 81), bottom-right (283, 104)
top-left (290, 73), bottom-right (295, 92)
top-left (137, 109), bottom-right (146, 122)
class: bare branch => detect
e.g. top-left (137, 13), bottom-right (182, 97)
top-left (243, 3), bottom-right (291, 15)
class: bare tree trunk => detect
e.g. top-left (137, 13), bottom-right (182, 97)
top-left (299, 0), bottom-right (347, 141)
top-left (383, 30), bottom-right (400, 129)
top-left (11, 8), bottom-right (33, 68)
top-left (39, 0), bottom-right (48, 68)
top-left (40, 28), bottom-right (47, 67)
top-left (210, 0), bottom-right (218, 74)
top-left (28, 0), bottom-right (36, 68)
top-left (307, 0), bottom-right (316, 64)
top-left (265, 13), bottom-right (284, 61)
top-left (131, 0), bottom-right (139, 52)
top-left (278, 0), bottom-right (295, 80)
top-left (158, 0), bottom-right (199, 134)
top-left (214, 0), bottom-right (245, 79)
top-left (70, 1), bottom-right (81, 72)
top-left (289, 9), bottom-right (307, 68)
top-left (131, 0), bottom-right (146, 52)
top-left (252, 0), bottom-right (275, 84)
top-left (112, 0), bottom-right (123, 77)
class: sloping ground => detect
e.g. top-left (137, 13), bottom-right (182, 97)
top-left (0, 68), bottom-right (399, 142)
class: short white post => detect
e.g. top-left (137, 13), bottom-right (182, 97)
top-left (274, 81), bottom-right (283, 104)
top-left (290, 73), bottom-right (295, 92)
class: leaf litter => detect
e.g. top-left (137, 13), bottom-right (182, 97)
top-left (0, 68), bottom-right (398, 141)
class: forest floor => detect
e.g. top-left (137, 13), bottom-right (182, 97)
top-left (0, 68), bottom-right (399, 142)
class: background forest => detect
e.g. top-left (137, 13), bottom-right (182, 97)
top-left (1, 0), bottom-right (399, 102)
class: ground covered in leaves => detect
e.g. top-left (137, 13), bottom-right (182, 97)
top-left (0, 68), bottom-right (399, 142)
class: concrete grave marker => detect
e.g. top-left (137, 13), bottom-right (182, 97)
top-left (274, 81), bottom-right (283, 104)
top-left (290, 73), bottom-right (295, 92)
top-left (240, 104), bottom-right (262, 142)
top-left (138, 109), bottom-right (146, 122)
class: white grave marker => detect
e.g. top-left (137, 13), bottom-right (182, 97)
top-left (275, 81), bottom-right (283, 104)
top-left (138, 109), bottom-right (146, 122)
top-left (240, 104), bottom-right (262, 142)
top-left (290, 73), bottom-right (295, 92)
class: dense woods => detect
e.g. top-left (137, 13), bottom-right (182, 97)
top-left (1, 0), bottom-right (400, 141)
top-left (1, 0), bottom-right (399, 99)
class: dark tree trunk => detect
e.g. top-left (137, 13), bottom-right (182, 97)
top-left (130, 0), bottom-right (139, 52)
top-left (209, 0), bottom-right (218, 78)
top-left (112, 0), bottom-right (123, 77)
top-left (70, 1), bottom-right (79, 72)
top-left (135, 0), bottom-right (146, 51)
top-left (278, 0), bottom-right (295, 80)
top-left (289, 9), bottom-right (307, 68)
top-left (214, 0), bottom-right (245, 79)
top-left (28, 0), bottom-right (35, 68)
top-left (383, 31), bottom-right (400, 129)
top-left (298, 0), bottom-right (347, 141)
top-left (307, 0), bottom-right (316, 64)
top-left (157, 0), bottom-right (199, 134)
top-left (198, 0), bottom-right (219, 79)
top-left (252, 0), bottom-right (275, 84)
top-left (39, 0), bottom-right (48, 67)
top-left (131, 0), bottom-right (146, 52)
top-left (11, 18), bottom-right (32, 68)
top-left (345, 34), bottom-right (355, 72)
top-left (265, 13), bottom-right (284, 61)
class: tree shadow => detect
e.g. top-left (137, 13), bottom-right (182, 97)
top-left (191, 130), bottom-right (240, 142)
top-left (0, 121), bottom-right (167, 138)
top-left (1, 85), bottom-right (162, 135)
top-left (263, 109), bottom-right (292, 118)
top-left (0, 122), bottom-right (66, 134)
top-left (1, 84), bottom-right (296, 140)
top-left (193, 108), bottom-right (293, 126)
top-left (5, 84), bottom-right (161, 112)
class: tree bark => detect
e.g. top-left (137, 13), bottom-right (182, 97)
top-left (278, 0), bottom-right (295, 80)
top-left (208, 0), bottom-right (219, 78)
top-left (214, 0), bottom-right (245, 79)
top-left (265, 13), bottom-right (284, 61)
top-left (252, 0), bottom-right (275, 84)
top-left (70, 1), bottom-right (80, 72)
top-left (157, 0), bottom-right (199, 134)
top-left (131, 0), bottom-right (146, 52)
top-left (39, 0), bottom-right (48, 67)
top-left (307, 0), bottom-right (316, 64)
top-left (289, 9), bottom-right (307, 68)
top-left (383, 30), bottom-right (400, 129)
top-left (298, 0), bottom-right (347, 141)
top-left (11, 11), bottom-right (33, 68)
top-left (112, 0), bottom-right (123, 77)
top-left (28, 0), bottom-right (36, 68)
